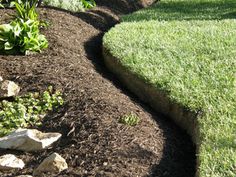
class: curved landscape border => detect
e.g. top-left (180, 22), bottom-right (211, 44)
top-left (103, 47), bottom-right (200, 176)
top-left (102, 1), bottom-right (236, 177)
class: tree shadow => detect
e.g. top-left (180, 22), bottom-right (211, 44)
top-left (123, 0), bottom-right (236, 22)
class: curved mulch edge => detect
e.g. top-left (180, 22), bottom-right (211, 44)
top-left (0, 0), bottom-right (196, 176)
top-left (102, 46), bottom-right (200, 176)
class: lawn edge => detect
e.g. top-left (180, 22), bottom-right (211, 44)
top-left (102, 46), bottom-right (200, 176)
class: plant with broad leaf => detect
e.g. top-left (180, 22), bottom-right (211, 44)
top-left (43, 0), bottom-right (96, 12)
top-left (0, 0), bottom-right (48, 54)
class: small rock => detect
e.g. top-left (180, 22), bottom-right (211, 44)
top-left (0, 154), bottom-right (25, 171)
top-left (0, 129), bottom-right (62, 152)
top-left (0, 76), bottom-right (3, 82)
top-left (0, 80), bottom-right (20, 97)
top-left (33, 153), bottom-right (68, 176)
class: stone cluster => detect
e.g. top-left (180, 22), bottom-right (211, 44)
top-left (0, 76), bottom-right (68, 176)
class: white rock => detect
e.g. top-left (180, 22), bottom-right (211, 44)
top-left (0, 154), bottom-right (25, 171)
top-left (33, 153), bottom-right (68, 176)
top-left (0, 129), bottom-right (62, 152)
top-left (0, 80), bottom-right (20, 97)
top-left (0, 76), bottom-right (3, 82)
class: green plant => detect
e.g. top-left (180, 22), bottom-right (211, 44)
top-left (13, 0), bottom-right (39, 21)
top-left (43, 0), bottom-right (96, 12)
top-left (81, 0), bottom-right (95, 9)
top-left (0, 0), bottom-right (48, 54)
top-left (119, 113), bottom-right (140, 126)
top-left (0, 86), bottom-right (64, 136)
top-left (0, 19), bottom-right (48, 54)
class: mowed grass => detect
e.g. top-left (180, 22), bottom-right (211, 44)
top-left (123, 0), bottom-right (236, 21)
top-left (103, 0), bottom-right (236, 176)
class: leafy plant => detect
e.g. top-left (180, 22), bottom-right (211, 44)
top-left (81, 0), bottom-right (95, 9)
top-left (0, 86), bottom-right (64, 136)
top-left (13, 0), bottom-right (39, 20)
top-left (43, 0), bottom-right (96, 12)
top-left (0, 19), bottom-right (48, 54)
top-left (119, 113), bottom-right (140, 126)
top-left (0, 0), bottom-right (48, 54)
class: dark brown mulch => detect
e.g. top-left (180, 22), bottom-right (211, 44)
top-left (0, 0), bottom-right (196, 176)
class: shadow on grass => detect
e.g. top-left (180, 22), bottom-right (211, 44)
top-left (123, 0), bottom-right (236, 22)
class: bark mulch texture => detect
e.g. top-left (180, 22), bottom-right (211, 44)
top-left (0, 0), bottom-right (196, 176)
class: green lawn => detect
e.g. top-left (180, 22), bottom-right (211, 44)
top-left (103, 0), bottom-right (236, 176)
top-left (123, 0), bottom-right (236, 21)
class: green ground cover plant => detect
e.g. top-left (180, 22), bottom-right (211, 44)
top-left (0, 0), bottom-right (48, 54)
top-left (42, 0), bottom-right (96, 12)
top-left (0, 86), bottom-right (63, 136)
top-left (119, 113), bottom-right (140, 126)
top-left (103, 0), bottom-right (236, 176)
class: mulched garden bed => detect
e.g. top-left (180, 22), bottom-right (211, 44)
top-left (0, 0), bottom-right (196, 176)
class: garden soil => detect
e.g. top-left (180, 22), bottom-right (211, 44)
top-left (0, 0), bottom-right (196, 176)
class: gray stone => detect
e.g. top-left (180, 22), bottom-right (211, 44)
top-left (0, 154), bottom-right (25, 171)
top-left (0, 80), bottom-right (20, 97)
top-left (0, 129), bottom-right (62, 152)
top-left (33, 153), bottom-right (68, 176)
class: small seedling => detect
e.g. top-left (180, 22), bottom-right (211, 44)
top-left (119, 113), bottom-right (140, 126)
